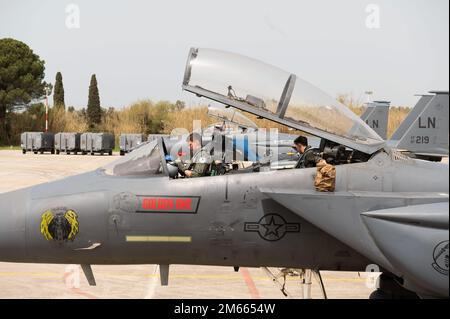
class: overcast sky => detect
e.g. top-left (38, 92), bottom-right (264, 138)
top-left (1, 0), bottom-right (448, 109)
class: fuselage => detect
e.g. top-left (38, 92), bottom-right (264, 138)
top-left (0, 151), bottom-right (447, 275)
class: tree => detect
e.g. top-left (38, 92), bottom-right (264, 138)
top-left (175, 100), bottom-right (186, 111)
top-left (148, 101), bottom-right (172, 133)
top-left (87, 74), bottom-right (101, 128)
top-left (53, 72), bottom-right (65, 109)
top-left (0, 38), bottom-right (48, 144)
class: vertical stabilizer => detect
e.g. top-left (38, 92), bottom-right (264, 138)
top-left (391, 91), bottom-right (449, 157)
top-left (361, 101), bottom-right (390, 139)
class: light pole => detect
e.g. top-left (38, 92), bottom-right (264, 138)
top-left (44, 85), bottom-right (52, 132)
top-left (365, 91), bottom-right (374, 104)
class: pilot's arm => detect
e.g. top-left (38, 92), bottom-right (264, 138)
top-left (304, 151), bottom-right (317, 168)
top-left (176, 161), bottom-right (189, 176)
top-left (186, 162), bottom-right (211, 177)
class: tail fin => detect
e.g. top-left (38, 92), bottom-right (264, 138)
top-left (390, 91), bottom-right (449, 157)
top-left (360, 101), bottom-right (390, 139)
top-left (390, 95), bottom-right (433, 141)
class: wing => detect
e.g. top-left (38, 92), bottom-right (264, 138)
top-left (361, 202), bottom-right (449, 298)
top-left (260, 188), bottom-right (449, 298)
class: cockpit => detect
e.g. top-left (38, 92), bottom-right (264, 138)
top-left (103, 140), bottom-right (164, 177)
top-left (102, 48), bottom-right (388, 179)
top-left (101, 135), bottom-right (258, 178)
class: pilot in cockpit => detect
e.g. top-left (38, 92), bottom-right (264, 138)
top-left (293, 136), bottom-right (318, 169)
top-left (177, 133), bottom-right (213, 178)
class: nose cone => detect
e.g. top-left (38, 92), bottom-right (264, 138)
top-left (0, 189), bottom-right (28, 261)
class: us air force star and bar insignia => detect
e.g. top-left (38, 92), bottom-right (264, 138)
top-left (244, 213), bottom-right (300, 241)
top-left (40, 208), bottom-right (79, 242)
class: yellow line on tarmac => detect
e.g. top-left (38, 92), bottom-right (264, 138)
top-left (140, 274), bottom-right (367, 283)
top-left (0, 272), bottom-right (366, 283)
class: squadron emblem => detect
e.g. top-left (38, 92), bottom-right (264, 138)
top-left (40, 208), bottom-right (79, 242)
top-left (432, 240), bottom-right (449, 276)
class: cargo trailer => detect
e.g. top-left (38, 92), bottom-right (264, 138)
top-left (54, 132), bottom-right (81, 154)
top-left (20, 132), bottom-right (55, 154)
top-left (80, 132), bottom-right (115, 155)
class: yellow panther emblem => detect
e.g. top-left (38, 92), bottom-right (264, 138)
top-left (40, 209), bottom-right (79, 241)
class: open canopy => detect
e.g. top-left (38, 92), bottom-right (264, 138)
top-left (207, 105), bottom-right (258, 130)
top-left (183, 48), bottom-right (385, 154)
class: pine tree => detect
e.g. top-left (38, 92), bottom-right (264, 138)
top-left (0, 38), bottom-right (47, 144)
top-left (53, 72), bottom-right (65, 109)
top-left (87, 74), bottom-right (101, 128)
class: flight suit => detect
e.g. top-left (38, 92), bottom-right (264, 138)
top-left (295, 146), bottom-right (317, 169)
top-left (189, 147), bottom-right (213, 177)
top-left (178, 147), bottom-right (213, 178)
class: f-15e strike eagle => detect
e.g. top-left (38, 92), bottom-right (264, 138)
top-left (0, 48), bottom-right (447, 299)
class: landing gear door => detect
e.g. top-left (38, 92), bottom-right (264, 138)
top-left (109, 191), bottom-right (136, 236)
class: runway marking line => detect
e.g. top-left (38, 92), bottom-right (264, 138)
top-left (62, 268), bottom-right (99, 299)
top-left (69, 288), bottom-right (99, 299)
top-left (241, 268), bottom-right (260, 299)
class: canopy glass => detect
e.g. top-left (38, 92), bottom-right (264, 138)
top-left (207, 106), bottom-right (258, 130)
top-left (183, 48), bottom-right (384, 152)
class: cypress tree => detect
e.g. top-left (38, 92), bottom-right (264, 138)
top-left (87, 74), bottom-right (101, 127)
top-left (53, 72), bottom-right (65, 109)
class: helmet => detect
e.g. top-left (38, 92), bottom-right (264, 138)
top-left (166, 162), bottom-right (179, 179)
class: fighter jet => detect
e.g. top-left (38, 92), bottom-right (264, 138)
top-left (0, 48), bottom-right (448, 299)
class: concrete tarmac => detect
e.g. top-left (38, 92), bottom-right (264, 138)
top-left (0, 150), bottom-right (384, 299)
